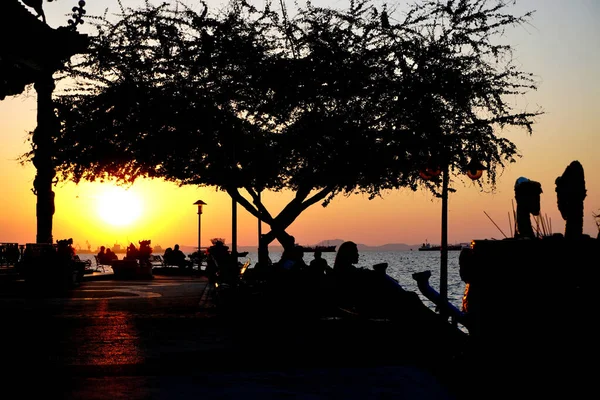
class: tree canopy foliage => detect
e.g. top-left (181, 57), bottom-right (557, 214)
top-left (22, 0), bottom-right (541, 249)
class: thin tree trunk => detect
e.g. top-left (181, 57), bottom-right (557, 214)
top-left (32, 73), bottom-right (57, 244)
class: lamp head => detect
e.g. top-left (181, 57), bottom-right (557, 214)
top-left (465, 158), bottom-right (486, 180)
top-left (194, 199), bottom-right (207, 214)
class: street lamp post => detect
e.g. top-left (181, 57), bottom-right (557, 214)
top-left (421, 157), bottom-right (485, 320)
top-left (440, 165), bottom-right (450, 313)
top-left (232, 198), bottom-right (237, 257)
top-left (194, 200), bottom-right (207, 253)
top-left (257, 190), bottom-right (262, 250)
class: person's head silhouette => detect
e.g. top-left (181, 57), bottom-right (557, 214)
top-left (295, 245), bottom-right (304, 257)
top-left (334, 241), bottom-right (359, 269)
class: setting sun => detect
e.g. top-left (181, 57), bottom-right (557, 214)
top-left (96, 187), bottom-right (143, 226)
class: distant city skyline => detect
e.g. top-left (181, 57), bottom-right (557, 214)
top-left (1, 0), bottom-right (599, 247)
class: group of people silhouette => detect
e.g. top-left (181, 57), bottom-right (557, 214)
top-left (97, 242), bottom-right (194, 268)
top-left (248, 238), bottom-right (445, 325)
top-left (273, 245), bottom-right (333, 278)
top-left (283, 241), bottom-right (460, 345)
top-left (162, 244), bottom-right (191, 268)
top-left (124, 240), bottom-right (153, 261)
top-left (96, 246), bottom-right (118, 264)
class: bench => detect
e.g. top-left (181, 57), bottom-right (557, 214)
top-left (93, 255), bottom-right (111, 273)
top-left (149, 255), bottom-right (165, 267)
top-left (74, 255), bottom-right (93, 270)
top-left (161, 254), bottom-right (192, 268)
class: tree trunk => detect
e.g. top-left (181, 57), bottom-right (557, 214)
top-left (256, 220), bottom-right (297, 264)
top-left (32, 73), bottom-right (57, 244)
top-left (228, 185), bottom-right (334, 263)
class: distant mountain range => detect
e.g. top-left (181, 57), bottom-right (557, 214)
top-left (177, 239), bottom-right (420, 253)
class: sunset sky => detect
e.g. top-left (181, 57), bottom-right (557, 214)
top-left (0, 0), bottom-right (598, 251)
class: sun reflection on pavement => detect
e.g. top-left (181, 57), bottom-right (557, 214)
top-left (74, 305), bottom-right (146, 366)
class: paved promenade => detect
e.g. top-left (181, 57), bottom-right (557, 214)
top-left (0, 272), bottom-right (463, 399)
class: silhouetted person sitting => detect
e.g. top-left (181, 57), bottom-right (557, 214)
top-left (332, 241), bottom-right (370, 309)
top-left (332, 241), bottom-right (438, 320)
top-left (206, 240), bottom-right (236, 284)
top-left (105, 248), bottom-right (118, 261)
top-left (271, 245), bottom-right (307, 286)
top-left (246, 245), bottom-right (272, 282)
top-left (97, 246), bottom-right (108, 263)
top-left (163, 247), bottom-right (173, 264)
top-left (265, 244), bottom-right (310, 311)
top-left (170, 244), bottom-right (190, 268)
top-left (275, 244), bottom-right (307, 273)
top-left (308, 249), bottom-right (331, 277)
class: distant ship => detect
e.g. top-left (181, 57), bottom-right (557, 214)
top-left (299, 244), bottom-right (336, 253)
top-left (75, 243), bottom-right (94, 254)
top-left (111, 243), bottom-right (126, 253)
top-left (418, 242), bottom-right (468, 251)
top-left (74, 240), bottom-right (95, 254)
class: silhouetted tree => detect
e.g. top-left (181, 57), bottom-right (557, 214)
top-left (22, 0), bottom-right (541, 253)
top-left (384, 0), bottom-right (541, 195)
top-left (4, 0), bottom-right (87, 244)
